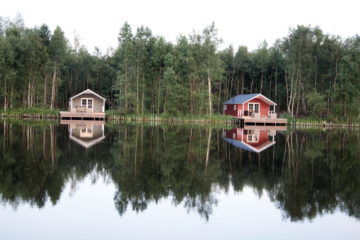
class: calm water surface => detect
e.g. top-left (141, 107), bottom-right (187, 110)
top-left (0, 120), bottom-right (359, 239)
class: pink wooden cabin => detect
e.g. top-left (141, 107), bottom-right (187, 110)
top-left (224, 93), bottom-right (277, 119)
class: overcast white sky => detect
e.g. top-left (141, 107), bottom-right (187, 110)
top-left (1, 0), bottom-right (359, 54)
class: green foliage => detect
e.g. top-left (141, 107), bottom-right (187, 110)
top-left (305, 91), bottom-right (327, 118)
top-left (48, 26), bottom-right (66, 62)
top-left (0, 16), bottom-right (359, 122)
top-left (0, 107), bottom-right (59, 116)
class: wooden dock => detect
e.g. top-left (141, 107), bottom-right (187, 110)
top-left (233, 117), bottom-right (287, 126)
top-left (60, 111), bottom-right (105, 120)
top-left (60, 119), bottom-right (105, 125)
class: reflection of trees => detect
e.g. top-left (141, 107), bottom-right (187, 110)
top-left (0, 122), bottom-right (64, 207)
top-left (110, 126), bottom-right (220, 220)
top-left (0, 120), bottom-right (112, 208)
top-left (0, 120), bottom-right (360, 222)
top-left (268, 131), bottom-right (360, 221)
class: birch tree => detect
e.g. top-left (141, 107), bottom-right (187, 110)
top-left (48, 26), bottom-right (66, 109)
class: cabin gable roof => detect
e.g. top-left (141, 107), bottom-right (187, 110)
top-left (223, 137), bottom-right (276, 153)
top-left (70, 89), bottom-right (106, 101)
top-left (224, 93), bottom-right (276, 105)
top-left (70, 135), bottom-right (105, 148)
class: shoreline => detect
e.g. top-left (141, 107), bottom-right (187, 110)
top-left (1, 109), bottom-right (360, 128)
top-left (290, 121), bottom-right (360, 129)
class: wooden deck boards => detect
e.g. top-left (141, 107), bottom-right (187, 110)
top-left (243, 117), bottom-right (287, 124)
top-left (60, 119), bottom-right (105, 125)
top-left (233, 116), bottom-right (288, 125)
top-left (60, 111), bottom-right (105, 120)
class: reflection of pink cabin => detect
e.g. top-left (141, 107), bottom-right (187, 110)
top-left (223, 128), bottom-right (276, 153)
top-left (69, 123), bottom-right (105, 148)
top-left (224, 93), bottom-right (277, 118)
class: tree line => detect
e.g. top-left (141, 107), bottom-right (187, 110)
top-left (0, 16), bottom-right (359, 120)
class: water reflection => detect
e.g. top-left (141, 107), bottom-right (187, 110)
top-left (223, 126), bottom-right (287, 153)
top-left (61, 120), bottom-right (105, 148)
top-left (0, 120), bottom-right (359, 223)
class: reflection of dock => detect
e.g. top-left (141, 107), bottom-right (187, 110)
top-left (61, 120), bottom-right (105, 148)
top-left (223, 126), bottom-right (286, 153)
top-left (243, 125), bottom-right (287, 131)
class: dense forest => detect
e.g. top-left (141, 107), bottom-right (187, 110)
top-left (0, 16), bottom-right (359, 120)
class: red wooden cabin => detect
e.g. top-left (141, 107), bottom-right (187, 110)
top-left (224, 93), bottom-right (277, 118)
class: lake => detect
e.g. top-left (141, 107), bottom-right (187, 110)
top-left (0, 120), bottom-right (359, 239)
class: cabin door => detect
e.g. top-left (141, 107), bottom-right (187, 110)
top-left (81, 98), bottom-right (93, 112)
top-left (248, 103), bottom-right (260, 113)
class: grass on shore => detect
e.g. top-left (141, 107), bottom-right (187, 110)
top-left (0, 107), bottom-right (60, 117)
top-left (106, 110), bottom-right (234, 122)
top-left (1, 108), bottom-right (233, 123)
top-left (281, 113), bottom-right (360, 126)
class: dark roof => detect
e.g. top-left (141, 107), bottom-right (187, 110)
top-left (223, 137), bottom-right (256, 152)
top-left (223, 93), bottom-right (276, 105)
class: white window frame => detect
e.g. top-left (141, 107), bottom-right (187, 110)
top-left (80, 124), bottom-right (94, 138)
top-left (248, 102), bottom-right (260, 113)
top-left (81, 98), bottom-right (87, 107)
top-left (247, 134), bottom-right (259, 143)
top-left (233, 105), bottom-right (237, 110)
top-left (269, 105), bottom-right (276, 114)
top-left (237, 128), bottom-right (242, 135)
top-left (81, 98), bottom-right (94, 112)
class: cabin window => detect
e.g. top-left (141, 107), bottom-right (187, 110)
top-left (233, 105), bottom-right (237, 110)
top-left (247, 134), bottom-right (259, 143)
top-left (248, 103), bottom-right (260, 113)
top-left (269, 105), bottom-right (275, 114)
top-left (80, 98), bottom-right (93, 110)
top-left (237, 128), bottom-right (242, 135)
top-left (224, 105), bottom-right (227, 111)
top-left (80, 126), bottom-right (94, 138)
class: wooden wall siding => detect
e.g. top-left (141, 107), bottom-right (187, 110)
top-left (71, 94), bottom-right (104, 112)
top-left (244, 130), bottom-right (269, 147)
top-left (224, 104), bottom-right (243, 117)
top-left (244, 98), bottom-right (270, 117)
top-left (224, 129), bottom-right (270, 147)
top-left (71, 124), bottom-right (104, 140)
top-left (224, 97), bottom-right (271, 117)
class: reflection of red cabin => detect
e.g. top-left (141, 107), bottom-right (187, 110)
top-left (223, 128), bottom-right (275, 153)
top-left (224, 93), bottom-right (277, 118)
